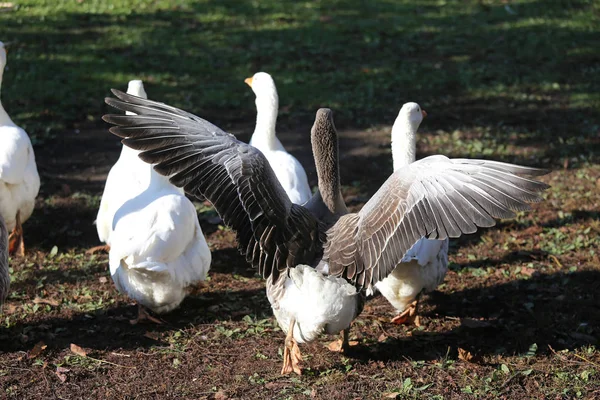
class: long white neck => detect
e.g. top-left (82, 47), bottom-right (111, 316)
top-left (391, 116), bottom-right (417, 171)
top-left (0, 66), bottom-right (16, 126)
top-left (124, 80), bottom-right (177, 192)
top-left (250, 93), bottom-right (282, 150)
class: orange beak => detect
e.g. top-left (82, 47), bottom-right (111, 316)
top-left (244, 77), bottom-right (253, 87)
top-left (421, 110), bottom-right (427, 118)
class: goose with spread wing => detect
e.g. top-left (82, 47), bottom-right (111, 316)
top-left (98, 81), bottom-right (212, 323)
top-left (245, 72), bottom-right (311, 205)
top-left (0, 41), bottom-right (40, 256)
top-left (103, 90), bottom-right (549, 374)
top-left (373, 102), bottom-right (449, 325)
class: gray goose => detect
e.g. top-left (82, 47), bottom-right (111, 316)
top-left (103, 90), bottom-right (550, 375)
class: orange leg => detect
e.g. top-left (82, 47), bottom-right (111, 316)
top-left (391, 299), bottom-right (421, 326)
top-left (8, 210), bottom-right (25, 257)
top-left (281, 319), bottom-right (303, 375)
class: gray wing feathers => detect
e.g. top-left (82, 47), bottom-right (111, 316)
top-left (324, 155), bottom-right (550, 291)
top-left (104, 89), bottom-right (323, 282)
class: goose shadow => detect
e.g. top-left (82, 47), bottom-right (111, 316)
top-left (346, 269), bottom-right (600, 364)
top-left (0, 285), bottom-right (269, 354)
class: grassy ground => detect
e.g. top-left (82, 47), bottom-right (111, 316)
top-left (1, 0), bottom-right (599, 398)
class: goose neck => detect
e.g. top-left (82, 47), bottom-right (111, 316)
top-left (251, 95), bottom-right (280, 150)
top-left (391, 119), bottom-right (417, 170)
top-left (0, 73), bottom-right (15, 126)
top-left (312, 125), bottom-right (346, 216)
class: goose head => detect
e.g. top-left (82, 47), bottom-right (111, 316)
top-left (245, 72), bottom-right (279, 142)
top-left (245, 72), bottom-right (278, 106)
top-left (391, 102), bottom-right (427, 170)
top-left (399, 102), bottom-right (427, 128)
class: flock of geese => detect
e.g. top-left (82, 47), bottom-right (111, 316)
top-left (0, 40), bottom-right (551, 375)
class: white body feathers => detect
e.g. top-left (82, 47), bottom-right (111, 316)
top-left (109, 186), bottom-right (211, 313)
top-left (98, 80), bottom-right (211, 313)
top-left (268, 265), bottom-right (359, 343)
top-left (375, 239), bottom-right (448, 313)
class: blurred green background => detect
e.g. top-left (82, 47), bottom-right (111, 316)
top-left (0, 0), bottom-right (598, 167)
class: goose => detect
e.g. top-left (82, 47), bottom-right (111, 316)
top-left (103, 90), bottom-right (550, 374)
top-left (245, 72), bottom-right (311, 205)
top-left (0, 214), bottom-right (9, 305)
top-left (374, 102), bottom-right (449, 325)
top-left (0, 41), bottom-right (40, 256)
top-left (99, 81), bottom-right (212, 323)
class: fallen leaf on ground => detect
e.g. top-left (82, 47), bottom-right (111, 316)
top-left (29, 341), bottom-right (47, 359)
top-left (378, 333), bottom-right (388, 342)
top-left (70, 343), bottom-right (87, 357)
top-left (458, 347), bottom-right (473, 362)
top-left (55, 366), bottom-right (70, 383)
top-left (383, 392), bottom-right (399, 399)
top-left (520, 266), bottom-right (536, 276)
top-left (214, 390), bottom-right (228, 400)
top-left (33, 297), bottom-right (60, 307)
top-left (458, 347), bottom-right (482, 363)
top-left (327, 340), bottom-right (359, 352)
top-left (3, 303), bottom-right (18, 314)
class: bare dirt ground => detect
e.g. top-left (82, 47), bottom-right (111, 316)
top-left (0, 122), bottom-right (599, 399)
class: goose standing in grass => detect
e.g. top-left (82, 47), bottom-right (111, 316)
top-left (0, 214), bottom-right (9, 305)
top-left (99, 80), bottom-right (211, 323)
top-left (0, 41), bottom-right (40, 256)
top-left (103, 90), bottom-right (549, 374)
top-left (245, 72), bottom-right (311, 204)
top-left (373, 102), bottom-right (449, 325)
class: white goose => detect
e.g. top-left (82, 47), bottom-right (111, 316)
top-left (0, 41), bottom-right (40, 256)
top-left (104, 90), bottom-right (549, 374)
top-left (99, 80), bottom-right (211, 323)
top-left (374, 102), bottom-right (449, 325)
top-left (245, 72), bottom-right (311, 205)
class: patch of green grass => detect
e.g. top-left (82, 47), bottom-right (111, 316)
top-left (0, 0), bottom-right (598, 166)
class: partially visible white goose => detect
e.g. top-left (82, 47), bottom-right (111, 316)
top-left (93, 81), bottom-right (151, 251)
top-left (245, 72), bottom-right (311, 205)
top-left (374, 102), bottom-right (449, 325)
top-left (0, 214), bottom-right (9, 304)
top-left (0, 41), bottom-right (40, 256)
top-left (101, 80), bottom-right (212, 323)
top-left (104, 90), bottom-right (550, 374)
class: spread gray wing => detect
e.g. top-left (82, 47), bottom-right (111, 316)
top-left (323, 155), bottom-right (550, 291)
top-left (103, 89), bottom-right (323, 282)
